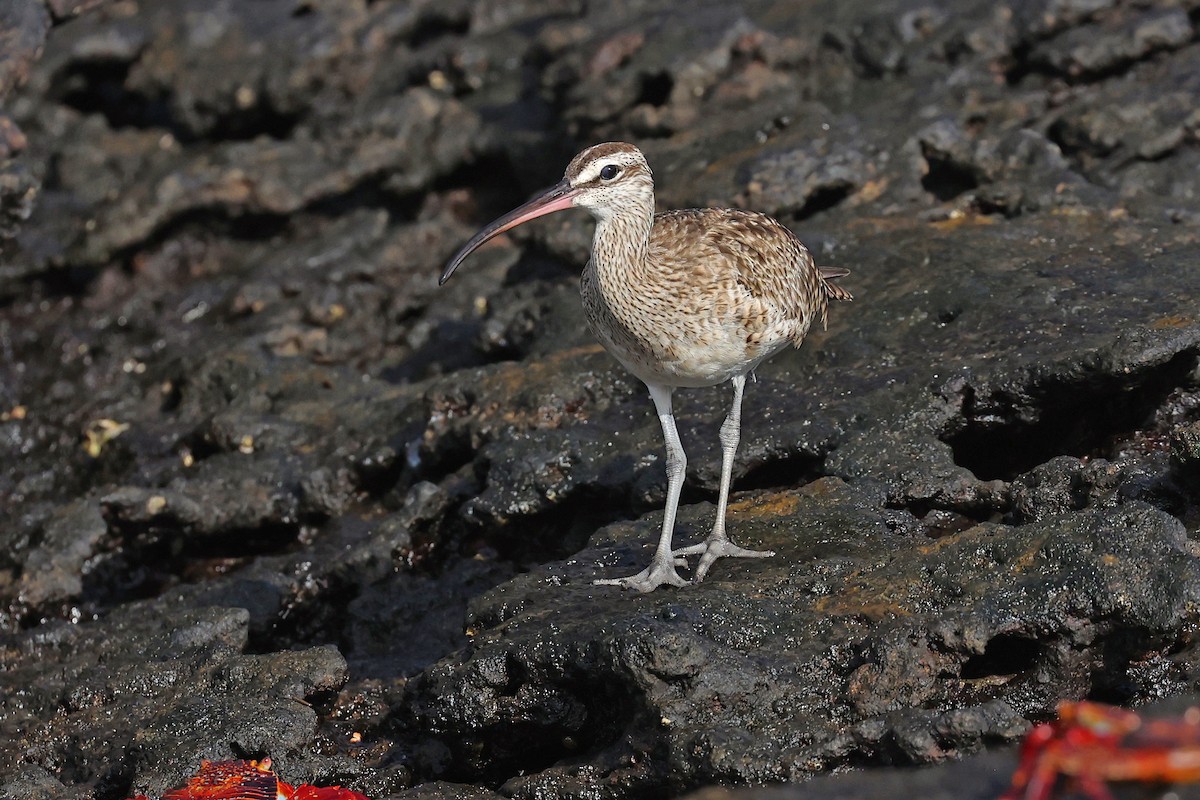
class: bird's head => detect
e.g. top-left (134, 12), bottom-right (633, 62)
top-left (562, 142), bottom-right (654, 220)
top-left (440, 142), bottom-right (653, 285)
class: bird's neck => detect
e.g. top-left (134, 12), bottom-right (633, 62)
top-left (589, 194), bottom-right (655, 289)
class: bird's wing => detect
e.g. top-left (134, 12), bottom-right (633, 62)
top-left (652, 209), bottom-right (811, 292)
top-left (704, 210), bottom-right (824, 323)
top-left (650, 208), bottom-right (849, 335)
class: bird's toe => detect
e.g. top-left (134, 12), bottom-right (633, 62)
top-left (594, 559), bottom-right (689, 592)
top-left (676, 537), bottom-right (776, 582)
top-left (692, 558), bottom-right (715, 584)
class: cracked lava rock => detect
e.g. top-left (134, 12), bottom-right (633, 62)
top-left (1, 1), bottom-right (1199, 800)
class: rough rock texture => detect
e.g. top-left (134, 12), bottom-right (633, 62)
top-left (1, 1), bottom-right (1199, 799)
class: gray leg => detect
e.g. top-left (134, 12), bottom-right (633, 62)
top-left (594, 381), bottom-right (689, 592)
top-left (674, 374), bottom-right (774, 581)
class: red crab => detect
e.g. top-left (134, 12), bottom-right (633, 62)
top-left (1001, 701), bottom-right (1200, 800)
top-left (128, 758), bottom-right (368, 800)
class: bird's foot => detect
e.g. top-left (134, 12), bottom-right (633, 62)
top-left (594, 557), bottom-right (689, 592)
top-left (673, 537), bottom-right (775, 583)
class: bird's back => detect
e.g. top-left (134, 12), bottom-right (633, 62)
top-left (649, 208), bottom-right (844, 346)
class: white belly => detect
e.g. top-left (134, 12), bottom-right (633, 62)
top-left (584, 298), bottom-right (791, 388)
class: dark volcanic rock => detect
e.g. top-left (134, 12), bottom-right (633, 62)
top-left (0, 1), bottom-right (50, 97)
top-left (0, 0), bottom-right (48, 259)
top-left (2, 1), bottom-right (1200, 799)
top-left (1028, 7), bottom-right (1194, 80)
top-left (402, 487), bottom-right (1198, 795)
top-left (0, 602), bottom-right (350, 798)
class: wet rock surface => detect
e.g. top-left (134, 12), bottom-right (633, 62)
top-left (1, 1), bottom-right (1199, 799)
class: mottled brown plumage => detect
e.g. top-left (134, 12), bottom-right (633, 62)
top-left (442, 142), bottom-right (851, 592)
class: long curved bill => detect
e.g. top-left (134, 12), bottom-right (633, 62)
top-left (440, 179), bottom-right (578, 285)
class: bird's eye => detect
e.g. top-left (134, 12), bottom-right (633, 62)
top-left (599, 164), bottom-right (620, 181)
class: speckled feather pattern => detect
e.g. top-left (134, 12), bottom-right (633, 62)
top-left (580, 197), bottom-right (849, 388)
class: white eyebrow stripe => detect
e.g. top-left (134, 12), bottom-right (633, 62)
top-left (574, 163), bottom-right (601, 183)
top-left (574, 153), bottom-right (640, 184)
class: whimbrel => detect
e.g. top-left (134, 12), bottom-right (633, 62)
top-left (441, 142), bottom-right (851, 592)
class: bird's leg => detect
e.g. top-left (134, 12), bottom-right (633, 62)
top-left (594, 382), bottom-right (689, 591)
top-left (673, 374), bottom-right (775, 582)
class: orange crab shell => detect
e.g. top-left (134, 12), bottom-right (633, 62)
top-left (128, 758), bottom-right (368, 800)
top-left (1000, 701), bottom-right (1200, 800)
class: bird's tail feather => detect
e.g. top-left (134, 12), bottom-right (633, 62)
top-left (819, 266), bottom-right (853, 302)
top-left (815, 266), bottom-right (852, 330)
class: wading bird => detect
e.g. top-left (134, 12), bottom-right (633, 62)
top-left (441, 142), bottom-right (850, 592)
